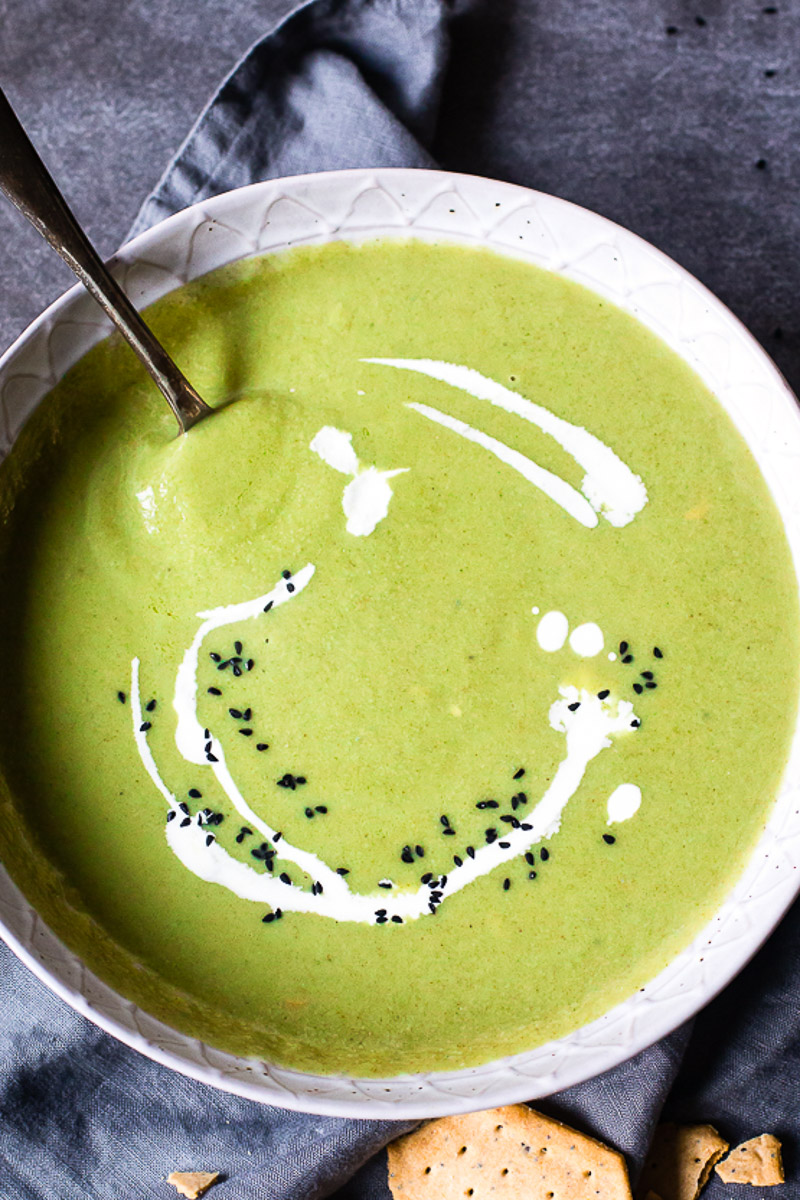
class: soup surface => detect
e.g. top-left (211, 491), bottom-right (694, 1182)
top-left (0, 239), bottom-right (797, 1075)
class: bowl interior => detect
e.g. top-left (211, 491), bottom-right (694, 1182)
top-left (1, 167), bottom-right (800, 1117)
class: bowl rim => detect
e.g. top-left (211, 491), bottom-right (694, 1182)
top-left (1, 165), bottom-right (800, 1118)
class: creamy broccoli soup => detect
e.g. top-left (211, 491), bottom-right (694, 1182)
top-left (0, 240), bottom-right (796, 1076)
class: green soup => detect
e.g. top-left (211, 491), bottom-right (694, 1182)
top-left (0, 239), bottom-right (796, 1076)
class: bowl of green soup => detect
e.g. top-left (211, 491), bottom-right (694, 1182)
top-left (0, 168), bottom-right (798, 1117)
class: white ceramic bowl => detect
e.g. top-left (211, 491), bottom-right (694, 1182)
top-left (1, 168), bottom-right (800, 1118)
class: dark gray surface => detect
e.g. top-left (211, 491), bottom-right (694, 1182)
top-left (1, 0), bottom-right (799, 1197)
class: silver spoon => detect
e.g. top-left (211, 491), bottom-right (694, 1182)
top-left (0, 87), bottom-right (212, 434)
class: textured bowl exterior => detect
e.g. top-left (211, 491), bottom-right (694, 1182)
top-left (1, 168), bottom-right (799, 1118)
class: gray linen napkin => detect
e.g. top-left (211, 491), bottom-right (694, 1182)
top-left (0, 0), bottom-right (795, 1197)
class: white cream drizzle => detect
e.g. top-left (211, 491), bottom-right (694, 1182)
top-left (132, 602), bottom-right (640, 923)
top-left (309, 426), bottom-right (407, 537)
top-left (606, 783), bottom-right (642, 825)
top-left (362, 358), bottom-right (648, 527)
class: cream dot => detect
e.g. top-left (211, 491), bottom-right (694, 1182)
top-left (569, 622), bottom-right (604, 657)
top-left (606, 783), bottom-right (642, 825)
top-left (608, 652), bottom-right (617, 662)
top-left (536, 610), bottom-right (569, 652)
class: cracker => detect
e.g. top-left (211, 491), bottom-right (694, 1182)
top-left (166, 1171), bottom-right (220, 1199)
top-left (715, 1135), bottom-right (784, 1186)
top-left (637, 1124), bottom-right (729, 1200)
top-left (387, 1104), bottom-right (632, 1200)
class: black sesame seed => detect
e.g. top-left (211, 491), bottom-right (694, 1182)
top-left (117, 691), bottom-right (126, 703)
top-left (568, 702), bottom-right (580, 712)
top-left (391, 915), bottom-right (403, 924)
top-left (420, 872), bottom-right (433, 884)
top-left (528, 870), bottom-right (537, 880)
top-left (443, 827), bottom-right (456, 836)
top-left (286, 583), bottom-right (295, 593)
top-left (498, 841), bottom-right (511, 849)
top-left (209, 653), bottom-right (221, 662)
top-left (263, 601), bottom-right (273, 613)
top-left (632, 719), bottom-right (641, 728)
top-left (145, 699), bottom-right (157, 712)
top-left (232, 664), bottom-right (242, 676)
top-left (379, 881), bottom-right (392, 889)
top-left (275, 909), bottom-right (283, 920)
top-left (520, 823), bottom-right (533, 831)
top-left (262, 912), bottom-right (275, 923)
top-left (256, 743), bottom-right (269, 751)
top-left (619, 641), bottom-right (629, 653)
top-left (503, 878), bottom-right (511, 891)
top-left (377, 915), bottom-right (388, 924)
top-left (695, 13), bottom-right (706, 24)
top-left (235, 833), bottom-right (245, 843)
top-left (247, 659), bottom-right (255, 671)
top-left (239, 728), bottom-right (253, 737)
top-left (476, 799), bottom-right (499, 810)
top-left (525, 851), bottom-right (535, 866)
top-left (274, 831), bottom-right (282, 842)
top-left (217, 661), bottom-right (229, 671)
top-left (439, 875), bottom-right (448, 887)
top-left (180, 818), bottom-right (191, 828)
top-left (515, 792), bottom-right (527, 805)
top-left (511, 796), bottom-right (520, 810)
top-left (280, 872), bottom-right (292, 885)
top-left (315, 806), bottom-right (328, 814)
top-left (633, 683), bottom-right (643, 694)
top-left (763, 4), bottom-right (777, 11)
top-left (139, 721), bottom-right (151, 733)
top-left (540, 847), bottom-right (550, 861)
top-left (207, 687), bottom-right (222, 696)
top-left (401, 846), bottom-right (414, 864)
top-left (243, 708), bottom-right (252, 721)
top-left (241, 827), bottom-right (252, 836)
top-left (666, 24), bottom-right (679, 34)
top-left (513, 767), bottom-right (525, 780)
top-left (179, 802), bottom-right (190, 814)
top-left (440, 814), bottom-right (451, 827)
top-left (375, 909), bottom-right (387, 917)
top-left (756, 158), bottom-right (768, 170)
top-left (188, 788), bottom-right (202, 799)
top-left (234, 641), bottom-right (243, 655)
top-left (765, 67), bottom-right (777, 77)
top-left (466, 846), bottom-right (475, 859)
top-left (305, 807), bottom-right (314, 818)
top-left (415, 845), bottom-right (424, 857)
top-left (646, 681), bottom-right (657, 689)
top-left (205, 834), bottom-right (215, 846)
top-left (454, 855), bottom-right (463, 867)
top-left (296, 776), bottom-right (306, 785)
top-left (485, 828), bottom-right (498, 844)
top-left (336, 867), bottom-right (349, 876)
top-left (603, 833), bottom-right (617, 845)
top-left (653, 646), bottom-right (663, 658)
top-left (207, 752), bottom-right (218, 763)
top-left (229, 708), bottom-right (242, 718)
top-left (641, 670), bottom-right (654, 680)
top-left (167, 810), bottom-right (176, 822)
top-left (282, 569), bottom-right (292, 579)
top-left (622, 654), bottom-right (634, 664)
top-left (598, 689), bottom-right (610, 700)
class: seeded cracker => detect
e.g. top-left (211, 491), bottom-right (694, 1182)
top-left (166, 1171), bottom-right (220, 1199)
top-left (637, 1125), bottom-right (729, 1200)
top-left (386, 1104), bottom-right (632, 1200)
top-left (715, 1135), bottom-right (784, 1186)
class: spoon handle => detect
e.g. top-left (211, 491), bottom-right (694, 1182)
top-left (0, 87), bottom-right (212, 433)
